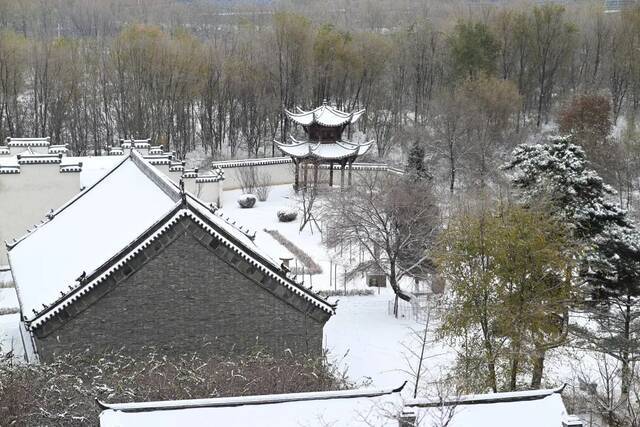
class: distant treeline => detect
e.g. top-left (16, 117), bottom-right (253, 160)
top-left (0, 0), bottom-right (637, 162)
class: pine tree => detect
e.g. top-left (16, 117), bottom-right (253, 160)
top-left (504, 136), bottom-right (640, 406)
top-left (407, 139), bottom-right (430, 179)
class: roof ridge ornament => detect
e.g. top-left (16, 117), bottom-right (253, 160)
top-left (179, 178), bottom-right (186, 204)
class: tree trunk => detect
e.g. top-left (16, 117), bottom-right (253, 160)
top-left (394, 294), bottom-right (399, 319)
top-left (530, 348), bottom-right (545, 389)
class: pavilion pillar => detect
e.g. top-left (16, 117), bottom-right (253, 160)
top-left (313, 161), bottom-right (319, 188)
top-left (348, 160), bottom-right (353, 186)
top-left (303, 161), bottom-right (309, 190)
top-left (340, 164), bottom-right (345, 189)
top-left (329, 162), bottom-right (334, 187)
top-left (294, 160), bottom-right (300, 192)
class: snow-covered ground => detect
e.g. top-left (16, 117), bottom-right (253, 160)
top-left (0, 313), bottom-right (22, 357)
top-left (325, 293), bottom-right (451, 388)
top-left (220, 185), bottom-right (419, 293)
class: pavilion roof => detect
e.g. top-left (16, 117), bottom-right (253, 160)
top-left (284, 103), bottom-right (365, 127)
top-left (275, 136), bottom-right (373, 160)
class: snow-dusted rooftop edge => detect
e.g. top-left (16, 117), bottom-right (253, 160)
top-left (99, 383), bottom-right (406, 412)
top-left (275, 136), bottom-right (374, 160)
top-left (405, 385), bottom-right (565, 407)
top-left (285, 103), bottom-right (365, 127)
top-left (99, 384), bottom-right (405, 427)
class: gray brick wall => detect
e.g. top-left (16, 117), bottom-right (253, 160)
top-left (36, 222), bottom-right (326, 361)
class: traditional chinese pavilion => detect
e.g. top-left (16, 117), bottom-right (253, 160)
top-left (275, 102), bottom-right (373, 190)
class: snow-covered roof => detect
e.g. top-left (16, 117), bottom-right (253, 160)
top-left (275, 136), bottom-right (373, 160)
top-left (6, 137), bottom-right (50, 147)
top-left (404, 387), bottom-right (574, 427)
top-left (285, 103), bottom-right (365, 127)
top-left (9, 151), bottom-right (333, 329)
top-left (9, 154), bottom-right (179, 324)
top-left (120, 138), bottom-right (151, 149)
top-left (48, 144), bottom-right (68, 154)
top-left (99, 384), bottom-right (405, 427)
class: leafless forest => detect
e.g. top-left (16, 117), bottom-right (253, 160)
top-left (0, 0), bottom-right (639, 203)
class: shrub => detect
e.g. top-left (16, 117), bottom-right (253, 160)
top-left (0, 349), bottom-right (347, 425)
top-left (277, 207), bottom-right (298, 222)
top-left (238, 194), bottom-right (257, 208)
top-left (237, 166), bottom-right (257, 194)
top-left (255, 171), bottom-right (272, 202)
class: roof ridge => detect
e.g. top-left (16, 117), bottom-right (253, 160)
top-left (98, 382), bottom-right (407, 412)
top-left (130, 150), bottom-right (181, 201)
top-left (404, 385), bottom-right (566, 408)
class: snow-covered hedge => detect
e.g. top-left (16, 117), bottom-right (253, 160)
top-left (277, 207), bottom-right (298, 222)
top-left (237, 194), bottom-right (257, 208)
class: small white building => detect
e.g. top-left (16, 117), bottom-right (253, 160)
top-left (400, 386), bottom-right (583, 427)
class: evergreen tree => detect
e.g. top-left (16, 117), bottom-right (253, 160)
top-left (504, 136), bottom-right (640, 408)
top-left (406, 139), bottom-right (430, 179)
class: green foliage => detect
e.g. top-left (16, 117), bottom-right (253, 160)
top-left (449, 20), bottom-right (498, 80)
top-left (436, 204), bottom-right (574, 392)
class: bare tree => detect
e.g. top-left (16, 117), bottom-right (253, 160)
top-left (322, 171), bottom-right (440, 316)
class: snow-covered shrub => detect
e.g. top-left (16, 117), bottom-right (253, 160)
top-left (277, 207), bottom-right (298, 222)
top-left (238, 194), bottom-right (257, 208)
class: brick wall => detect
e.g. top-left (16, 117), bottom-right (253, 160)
top-left (36, 221), bottom-right (326, 361)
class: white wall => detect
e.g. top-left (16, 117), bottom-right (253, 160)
top-left (0, 165), bottom-right (80, 265)
top-left (213, 157), bottom-right (402, 191)
top-left (213, 158), bottom-right (296, 191)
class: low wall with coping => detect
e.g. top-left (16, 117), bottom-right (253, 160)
top-left (212, 157), bottom-right (404, 191)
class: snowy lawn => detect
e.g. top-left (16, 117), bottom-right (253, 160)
top-left (324, 292), bottom-right (452, 388)
top-left (0, 288), bottom-right (18, 313)
top-left (220, 184), bottom-right (417, 292)
top-left (0, 313), bottom-right (22, 358)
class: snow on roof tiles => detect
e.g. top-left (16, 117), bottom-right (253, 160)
top-left (6, 137), bottom-right (51, 147)
top-left (285, 103), bottom-right (365, 127)
top-left (275, 136), bottom-right (373, 160)
top-left (9, 153), bottom-right (179, 323)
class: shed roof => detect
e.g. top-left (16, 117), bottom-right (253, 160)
top-left (404, 386), bottom-right (575, 427)
top-left (98, 383), bottom-right (405, 427)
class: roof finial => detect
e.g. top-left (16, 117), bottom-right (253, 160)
top-left (179, 178), bottom-right (186, 204)
top-left (322, 98), bottom-right (328, 106)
